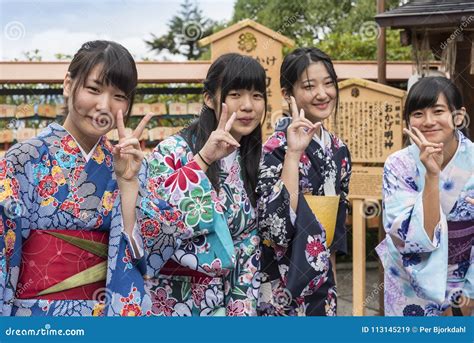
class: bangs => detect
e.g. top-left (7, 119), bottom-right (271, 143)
top-left (403, 77), bottom-right (464, 126)
top-left (94, 46), bottom-right (137, 97)
top-left (73, 42), bottom-right (137, 99)
top-left (221, 56), bottom-right (266, 94)
top-left (405, 81), bottom-right (442, 115)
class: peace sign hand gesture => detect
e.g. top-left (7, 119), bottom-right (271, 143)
top-left (113, 109), bottom-right (152, 182)
top-left (199, 103), bottom-right (240, 165)
top-left (286, 96), bottom-right (321, 155)
top-left (404, 127), bottom-right (444, 176)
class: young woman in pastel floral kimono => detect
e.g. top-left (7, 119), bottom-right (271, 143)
top-left (257, 47), bottom-right (352, 316)
top-left (0, 40), bottom-right (185, 316)
top-left (145, 53), bottom-right (265, 316)
top-left (377, 76), bottom-right (473, 316)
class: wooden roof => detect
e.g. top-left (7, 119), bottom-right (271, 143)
top-left (199, 19), bottom-right (295, 47)
top-left (375, 0), bottom-right (474, 29)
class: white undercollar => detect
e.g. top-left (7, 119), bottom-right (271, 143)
top-left (62, 126), bottom-right (101, 162)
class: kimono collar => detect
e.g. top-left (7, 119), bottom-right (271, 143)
top-left (312, 125), bottom-right (331, 150)
top-left (221, 149), bottom-right (238, 173)
top-left (49, 122), bottom-right (106, 162)
top-left (408, 130), bottom-right (473, 215)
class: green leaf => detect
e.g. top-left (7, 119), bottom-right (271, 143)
top-left (181, 280), bottom-right (191, 300)
top-left (44, 231), bottom-right (108, 258)
top-left (37, 261), bottom-right (107, 296)
top-left (231, 286), bottom-right (247, 298)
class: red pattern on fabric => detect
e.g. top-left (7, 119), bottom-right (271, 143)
top-left (17, 229), bottom-right (109, 300)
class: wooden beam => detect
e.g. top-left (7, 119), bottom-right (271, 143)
top-left (0, 61), bottom-right (438, 83)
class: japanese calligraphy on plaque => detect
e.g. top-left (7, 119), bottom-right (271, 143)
top-left (324, 78), bottom-right (406, 164)
top-left (348, 166), bottom-right (384, 200)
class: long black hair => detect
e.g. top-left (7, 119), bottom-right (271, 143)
top-left (404, 76), bottom-right (468, 137)
top-left (65, 40), bottom-right (137, 123)
top-left (182, 53), bottom-right (267, 207)
top-left (280, 47), bottom-right (339, 118)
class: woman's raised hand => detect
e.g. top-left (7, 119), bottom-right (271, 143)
top-left (198, 103), bottom-right (240, 165)
top-left (286, 96), bottom-right (321, 156)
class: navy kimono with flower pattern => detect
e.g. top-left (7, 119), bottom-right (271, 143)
top-left (257, 117), bottom-right (351, 316)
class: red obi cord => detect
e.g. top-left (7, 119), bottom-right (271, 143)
top-left (16, 229), bottom-right (109, 300)
top-left (160, 260), bottom-right (214, 284)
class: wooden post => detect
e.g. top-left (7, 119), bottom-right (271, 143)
top-left (377, 0), bottom-right (387, 85)
top-left (352, 199), bottom-right (366, 316)
top-left (378, 211), bottom-right (385, 315)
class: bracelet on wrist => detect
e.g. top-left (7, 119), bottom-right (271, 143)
top-left (197, 151), bottom-right (211, 167)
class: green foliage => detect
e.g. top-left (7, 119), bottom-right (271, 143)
top-left (231, 0), bottom-right (411, 60)
top-left (317, 29), bottom-right (412, 61)
top-left (145, 0), bottom-right (216, 60)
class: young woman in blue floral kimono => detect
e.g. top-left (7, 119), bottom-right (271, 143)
top-left (377, 76), bottom-right (473, 316)
top-left (0, 40), bottom-right (186, 316)
top-left (257, 47), bottom-right (352, 316)
top-left (144, 53), bottom-right (265, 316)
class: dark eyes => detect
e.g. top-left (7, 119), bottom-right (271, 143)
top-left (228, 91), bottom-right (263, 99)
top-left (86, 86), bottom-right (100, 93)
top-left (86, 86), bottom-right (126, 100)
top-left (115, 94), bottom-right (128, 101)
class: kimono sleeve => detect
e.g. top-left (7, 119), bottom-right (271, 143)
top-left (122, 143), bottom-right (191, 277)
top-left (381, 153), bottom-right (448, 302)
top-left (225, 230), bottom-right (261, 316)
top-left (145, 135), bottom-right (213, 236)
top-left (256, 131), bottom-right (295, 250)
top-left (383, 153), bottom-right (445, 254)
top-left (330, 146), bottom-right (352, 255)
top-left (0, 156), bottom-right (28, 315)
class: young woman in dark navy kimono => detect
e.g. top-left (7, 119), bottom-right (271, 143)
top-left (257, 47), bottom-right (352, 316)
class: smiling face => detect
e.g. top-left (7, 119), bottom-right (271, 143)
top-left (204, 88), bottom-right (266, 142)
top-left (223, 88), bottom-right (265, 141)
top-left (408, 93), bottom-right (463, 145)
top-left (288, 62), bottom-right (337, 123)
top-left (63, 64), bottom-right (130, 148)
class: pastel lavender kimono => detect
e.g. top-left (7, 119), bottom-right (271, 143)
top-left (377, 131), bottom-right (473, 316)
